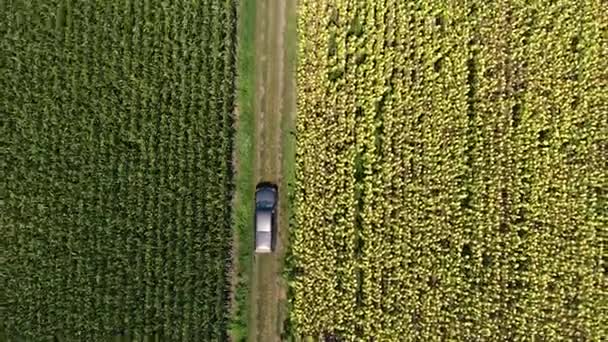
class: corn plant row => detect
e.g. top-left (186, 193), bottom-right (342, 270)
top-left (1, 0), bottom-right (236, 340)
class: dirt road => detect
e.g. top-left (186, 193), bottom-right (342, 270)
top-left (249, 0), bottom-right (295, 340)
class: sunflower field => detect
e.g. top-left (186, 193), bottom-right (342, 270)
top-left (292, 0), bottom-right (607, 340)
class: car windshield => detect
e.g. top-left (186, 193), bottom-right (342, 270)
top-left (256, 199), bottom-right (274, 209)
top-left (256, 188), bottom-right (275, 209)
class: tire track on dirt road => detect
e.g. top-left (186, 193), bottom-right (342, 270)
top-left (249, 0), bottom-right (293, 340)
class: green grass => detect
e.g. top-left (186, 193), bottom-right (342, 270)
top-left (279, 1), bottom-right (299, 340)
top-left (229, 0), bottom-right (257, 340)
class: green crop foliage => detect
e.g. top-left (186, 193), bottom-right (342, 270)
top-left (292, 0), bottom-right (607, 340)
top-left (1, 0), bottom-right (236, 340)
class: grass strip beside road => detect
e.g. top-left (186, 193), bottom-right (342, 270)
top-left (279, 0), bottom-right (298, 339)
top-left (230, 0), bottom-right (257, 340)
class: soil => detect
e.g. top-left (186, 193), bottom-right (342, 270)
top-left (248, 0), bottom-right (295, 340)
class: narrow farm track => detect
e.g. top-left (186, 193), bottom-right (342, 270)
top-left (249, 0), bottom-right (294, 340)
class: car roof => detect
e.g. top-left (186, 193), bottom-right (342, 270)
top-left (256, 209), bottom-right (272, 233)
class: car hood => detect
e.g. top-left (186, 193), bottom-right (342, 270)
top-left (256, 188), bottom-right (276, 207)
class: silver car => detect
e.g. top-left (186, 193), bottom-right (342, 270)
top-left (255, 183), bottom-right (277, 253)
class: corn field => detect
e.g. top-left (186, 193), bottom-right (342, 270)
top-left (1, 0), bottom-right (235, 340)
top-left (293, 0), bottom-right (607, 340)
